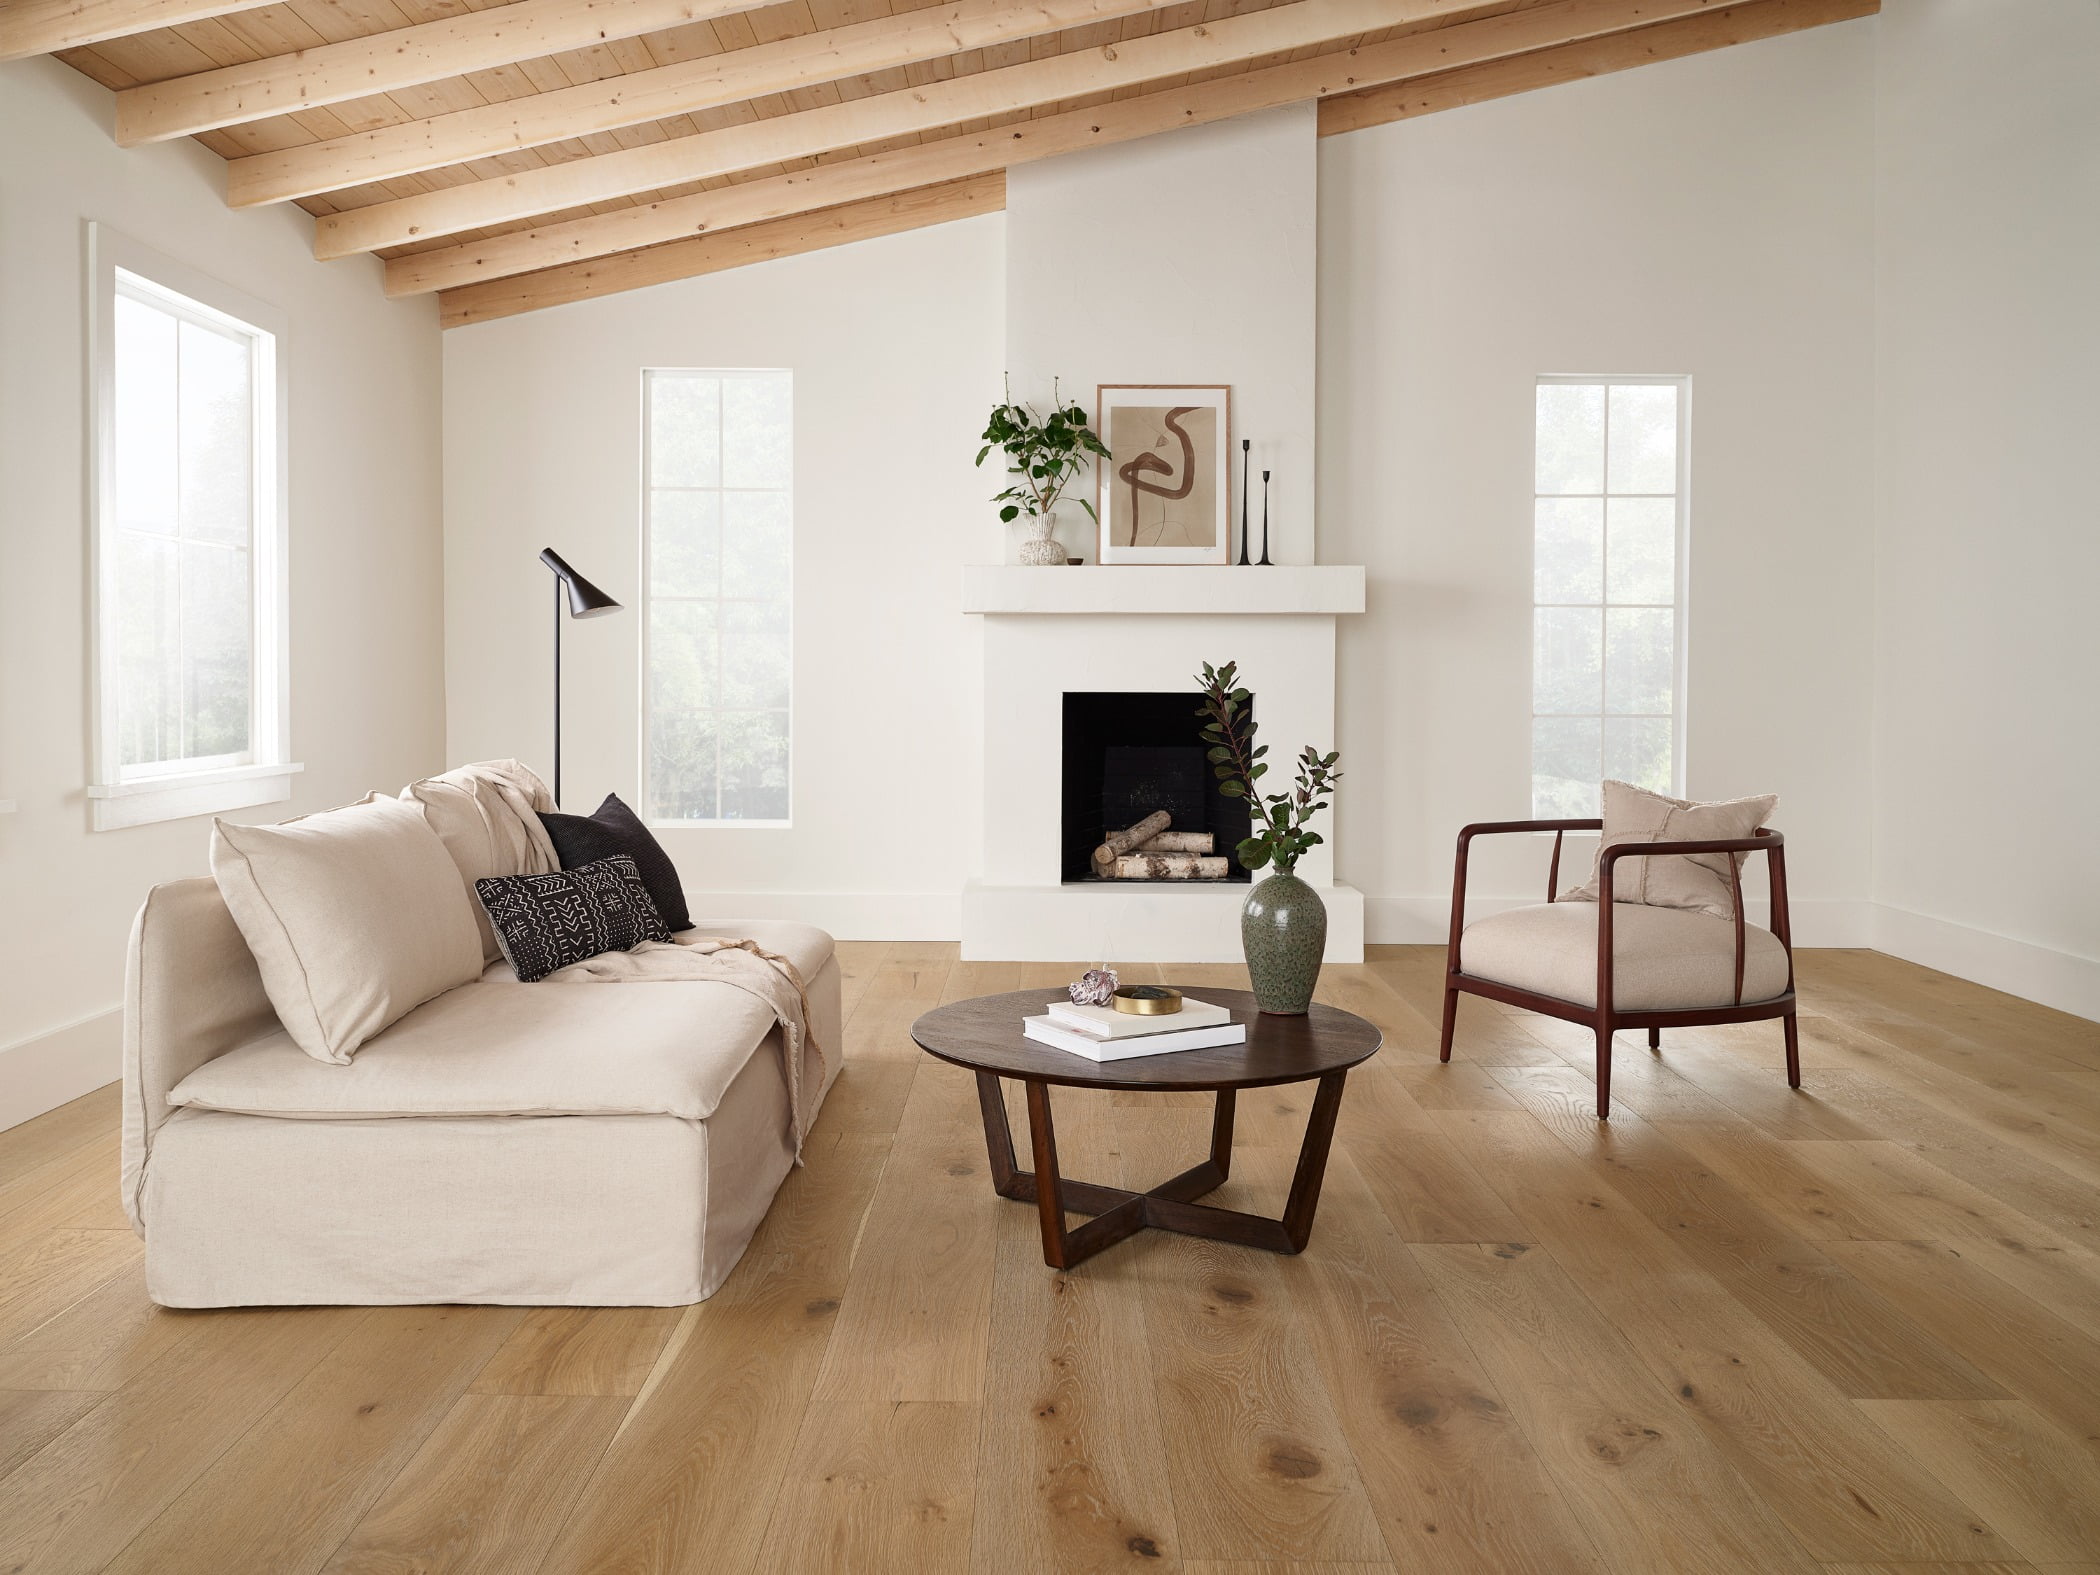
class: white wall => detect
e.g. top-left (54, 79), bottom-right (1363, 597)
top-left (1870, 0), bottom-right (2100, 1019)
top-left (1005, 104), bottom-right (1318, 565)
top-left (441, 216), bottom-right (1003, 940)
top-left (1317, 21), bottom-right (1881, 945)
top-left (0, 58), bottom-right (447, 1125)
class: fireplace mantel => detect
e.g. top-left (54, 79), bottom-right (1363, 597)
top-left (962, 564), bottom-right (1365, 617)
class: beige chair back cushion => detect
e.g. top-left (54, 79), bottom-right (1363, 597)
top-left (122, 876), bottom-right (280, 1233)
top-left (210, 793), bottom-right (484, 1065)
top-left (1563, 780), bottom-right (1777, 920)
top-left (403, 761), bottom-right (558, 964)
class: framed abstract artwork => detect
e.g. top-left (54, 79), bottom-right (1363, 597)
top-left (1095, 385), bottom-right (1231, 565)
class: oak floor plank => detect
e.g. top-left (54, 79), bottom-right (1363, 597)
top-left (810, 1065), bottom-right (997, 1404)
top-left (1855, 1399), bottom-right (2100, 1565)
top-left (1823, 1238), bottom-right (2100, 1449)
top-left (1269, 1147), bottom-right (1603, 1575)
top-left (1438, 1111), bottom-right (2013, 1564)
top-left (0, 1304), bottom-right (364, 1574)
top-left (321, 1393), bottom-right (629, 1575)
top-left (1349, 1122), bottom-right (1528, 1243)
top-left (0, 1230), bottom-right (143, 1352)
top-left (1138, 1221), bottom-right (1389, 1564)
top-left (0, 1138), bottom-right (126, 1254)
top-left (1412, 1239), bottom-right (1823, 1575)
top-left (1747, 1137), bottom-right (2095, 1253)
top-left (1181, 1564), bottom-right (1400, 1573)
top-left (0, 1266), bottom-right (197, 1392)
top-left (0, 1085), bottom-right (118, 1190)
top-left (534, 1130), bottom-right (892, 1575)
top-left (752, 1400), bottom-right (978, 1574)
top-left (99, 1303), bottom-right (528, 1575)
top-left (469, 1305), bottom-right (682, 1396)
top-left (0, 1388), bottom-right (105, 1485)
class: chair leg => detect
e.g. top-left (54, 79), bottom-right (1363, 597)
top-left (1595, 1024), bottom-right (1613, 1119)
top-left (1439, 981), bottom-right (1459, 1063)
top-left (1783, 1012), bottom-right (1801, 1089)
top-left (1646, 1025), bottom-right (1661, 1051)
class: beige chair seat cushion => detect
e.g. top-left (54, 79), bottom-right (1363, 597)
top-left (1460, 901), bottom-right (1790, 1012)
top-left (169, 919), bottom-right (834, 1122)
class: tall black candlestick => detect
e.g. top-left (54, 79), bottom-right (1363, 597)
top-left (1258, 470), bottom-right (1273, 566)
top-left (1237, 439), bottom-right (1251, 566)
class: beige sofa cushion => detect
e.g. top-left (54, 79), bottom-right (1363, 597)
top-left (1563, 779), bottom-right (1777, 920)
top-left (210, 794), bottom-right (485, 1065)
top-left (402, 760), bottom-right (557, 965)
top-left (167, 918), bottom-right (838, 1121)
top-left (1460, 901), bottom-right (1790, 1011)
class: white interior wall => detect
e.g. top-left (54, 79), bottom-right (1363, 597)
top-left (1004, 104), bottom-right (1318, 565)
top-left (0, 57), bottom-right (447, 1127)
top-left (1318, 20), bottom-right (1880, 945)
top-left (440, 217), bottom-right (1003, 940)
top-left (1870, 0), bottom-right (2100, 1019)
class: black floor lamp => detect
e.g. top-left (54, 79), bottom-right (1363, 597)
top-left (538, 548), bottom-right (623, 807)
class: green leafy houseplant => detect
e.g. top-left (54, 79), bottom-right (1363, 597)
top-left (1196, 659), bottom-right (1342, 875)
top-left (975, 378), bottom-right (1111, 561)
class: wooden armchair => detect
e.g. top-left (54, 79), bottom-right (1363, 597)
top-left (1439, 819), bottom-right (1798, 1118)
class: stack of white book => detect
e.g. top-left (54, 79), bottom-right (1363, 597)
top-left (1022, 996), bottom-right (1247, 1062)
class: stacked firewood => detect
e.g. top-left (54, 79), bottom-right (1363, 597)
top-left (1090, 811), bottom-right (1229, 880)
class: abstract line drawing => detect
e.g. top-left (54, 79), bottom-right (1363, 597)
top-left (1116, 405), bottom-right (1198, 545)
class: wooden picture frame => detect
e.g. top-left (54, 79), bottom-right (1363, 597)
top-left (1095, 384), bottom-right (1231, 565)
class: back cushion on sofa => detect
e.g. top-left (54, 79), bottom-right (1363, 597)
top-left (403, 760), bottom-right (556, 965)
top-left (210, 793), bottom-right (485, 1065)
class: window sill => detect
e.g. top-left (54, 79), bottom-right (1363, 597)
top-left (88, 762), bottom-right (304, 831)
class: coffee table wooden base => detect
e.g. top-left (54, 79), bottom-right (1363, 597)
top-left (973, 1069), bottom-right (1349, 1269)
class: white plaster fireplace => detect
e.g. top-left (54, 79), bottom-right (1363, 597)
top-left (962, 565), bottom-right (1366, 962)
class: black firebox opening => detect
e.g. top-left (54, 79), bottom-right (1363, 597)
top-left (1060, 691), bottom-right (1253, 884)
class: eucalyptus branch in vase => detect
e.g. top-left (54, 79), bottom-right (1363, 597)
top-left (1195, 660), bottom-right (1342, 875)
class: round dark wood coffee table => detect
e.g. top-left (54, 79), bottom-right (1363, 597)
top-left (911, 988), bottom-right (1382, 1269)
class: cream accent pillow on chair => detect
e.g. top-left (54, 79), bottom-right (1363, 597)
top-left (1562, 780), bottom-right (1777, 921)
top-left (210, 793), bottom-right (486, 1065)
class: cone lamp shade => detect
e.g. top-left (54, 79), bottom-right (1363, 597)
top-left (539, 548), bottom-right (624, 805)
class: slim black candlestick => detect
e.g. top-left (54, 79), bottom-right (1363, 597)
top-left (1236, 439), bottom-right (1251, 566)
top-left (1257, 469), bottom-right (1273, 566)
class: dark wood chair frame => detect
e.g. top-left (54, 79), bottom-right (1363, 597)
top-left (1439, 819), bottom-right (1798, 1119)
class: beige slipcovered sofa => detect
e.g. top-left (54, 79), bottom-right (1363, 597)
top-left (122, 817), bottom-right (840, 1309)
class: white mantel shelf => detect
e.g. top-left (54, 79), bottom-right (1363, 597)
top-left (962, 564), bottom-right (1365, 616)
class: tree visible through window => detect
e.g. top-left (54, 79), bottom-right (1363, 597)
top-left (643, 369), bottom-right (793, 825)
top-left (1532, 377), bottom-right (1686, 817)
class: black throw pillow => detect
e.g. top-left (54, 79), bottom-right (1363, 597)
top-left (538, 792), bottom-right (691, 932)
top-left (475, 856), bottom-right (669, 983)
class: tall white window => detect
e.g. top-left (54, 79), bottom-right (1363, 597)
top-left (1532, 376), bottom-right (1687, 817)
top-left (89, 228), bottom-right (294, 831)
top-left (642, 369), bottom-right (793, 825)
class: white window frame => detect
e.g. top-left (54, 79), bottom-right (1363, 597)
top-left (639, 366), bottom-right (794, 829)
top-left (1531, 373), bottom-right (1692, 815)
top-left (86, 224), bottom-right (300, 831)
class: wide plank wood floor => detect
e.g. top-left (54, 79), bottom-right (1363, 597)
top-left (3, 944), bottom-right (2099, 1573)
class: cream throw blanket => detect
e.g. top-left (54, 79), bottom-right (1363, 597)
top-left (457, 760), bottom-right (827, 1159)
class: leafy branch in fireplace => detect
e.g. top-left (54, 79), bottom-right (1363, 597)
top-left (975, 376), bottom-right (1112, 524)
top-left (1195, 659), bottom-right (1342, 877)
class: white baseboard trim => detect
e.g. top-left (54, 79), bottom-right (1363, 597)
top-left (1363, 895), bottom-right (1877, 949)
top-left (1872, 903), bottom-right (2100, 1023)
top-left (690, 891), bottom-right (963, 942)
top-left (0, 1009), bottom-right (121, 1132)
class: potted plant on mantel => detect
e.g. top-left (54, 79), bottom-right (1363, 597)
top-left (1197, 659), bottom-right (1343, 1014)
top-left (976, 377), bottom-right (1112, 565)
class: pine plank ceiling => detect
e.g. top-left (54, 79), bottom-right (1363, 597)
top-left (6, 0), bottom-right (1875, 323)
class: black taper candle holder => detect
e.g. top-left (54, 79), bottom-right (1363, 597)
top-left (1258, 469), bottom-right (1273, 565)
top-left (1237, 438), bottom-right (1251, 566)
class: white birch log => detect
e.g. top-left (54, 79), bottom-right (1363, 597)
top-left (1092, 810), bottom-right (1172, 876)
top-left (1137, 831), bottom-right (1214, 854)
top-left (1113, 853), bottom-right (1229, 880)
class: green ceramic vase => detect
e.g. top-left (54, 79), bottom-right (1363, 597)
top-left (1241, 871), bottom-right (1326, 1015)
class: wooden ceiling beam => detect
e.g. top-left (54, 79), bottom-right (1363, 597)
top-left (394, 0), bottom-right (1722, 297)
top-left (315, 0), bottom-right (1568, 259)
top-left (1318, 0), bottom-right (1876, 134)
top-left (0, 0), bottom-right (279, 61)
top-left (226, 0), bottom-right (1208, 206)
top-left (112, 0), bottom-right (758, 146)
top-left (439, 175), bottom-right (1006, 328)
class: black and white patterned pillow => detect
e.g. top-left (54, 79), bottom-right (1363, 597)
top-left (474, 856), bottom-right (669, 983)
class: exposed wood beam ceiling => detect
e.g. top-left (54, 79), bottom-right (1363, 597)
top-left (19, 0), bottom-right (1877, 322)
